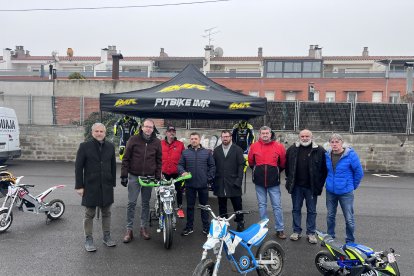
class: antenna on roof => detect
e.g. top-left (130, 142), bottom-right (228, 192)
top-left (202, 27), bottom-right (220, 46)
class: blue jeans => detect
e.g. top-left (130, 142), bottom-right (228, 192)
top-left (255, 185), bottom-right (284, 231)
top-left (126, 174), bottom-right (153, 229)
top-left (291, 185), bottom-right (317, 235)
top-left (326, 191), bottom-right (355, 243)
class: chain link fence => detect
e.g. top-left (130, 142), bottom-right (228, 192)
top-left (1, 95), bottom-right (413, 134)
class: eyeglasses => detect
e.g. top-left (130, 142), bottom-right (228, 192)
top-left (143, 125), bottom-right (154, 129)
top-left (221, 136), bottom-right (231, 138)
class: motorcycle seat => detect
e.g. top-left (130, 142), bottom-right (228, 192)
top-left (229, 223), bottom-right (260, 243)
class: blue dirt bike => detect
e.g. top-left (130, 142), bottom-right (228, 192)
top-left (192, 205), bottom-right (285, 276)
top-left (315, 230), bottom-right (400, 276)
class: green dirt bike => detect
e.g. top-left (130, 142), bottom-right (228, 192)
top-left (138, 173), bottom-right (192, 249)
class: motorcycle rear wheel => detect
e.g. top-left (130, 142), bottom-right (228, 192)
top-left (192, 258), bottom-right (215, 276)
top-left (163, 213), bottom-right (173, 249)
top-left (46, 199), bottom-right (65, 220)
top-left (0, 209), bottom-right (13, 233)
top-left (256, 240), bottom-right (285, 276)
top-left (315, 250), bottom-right (336, 275)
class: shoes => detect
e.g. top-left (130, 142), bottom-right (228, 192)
top-left (140, 227), bottom-right (151, 240)
top-left (85, 236), bottom-right (97, 252)
top-left (181, 228), bottom-right (194, 236)
top-left (276, 231), bottom-right (287, 240)
top-left (123, 229), bottom-right (134, 243)
top-left (290, 232), bottom-right (302, 241)
top-left (308, 234), bottom-right (318, 244)
top-left (236, 221), bottom-right (245, 232)
top-left (103, 232), bottom-right (116, 247)
top-left (177, 208), bottom-right (185, 218)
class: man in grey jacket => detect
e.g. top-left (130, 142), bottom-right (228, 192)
top-left (178, 132), bottom-right (215, 236)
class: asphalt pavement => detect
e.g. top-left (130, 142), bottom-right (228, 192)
top-left (0, 160), bottom-right (413, 276)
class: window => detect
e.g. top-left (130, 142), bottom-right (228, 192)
top-left (249, 91), bottom-right (259, 97)
top-left (325, 91), bottom-right (336, 102)
top-left (372, 91), bottom-right (383, 103)
top-left (313, 91), bottom-right (320, 102)
top-left (389, 92), bottom-right (400, 103)
top-left (284, 62), bottom-right (302, 72)
top-left (347, 92), bottom-right (358, 103)
top-left (303, 61), bottom-right (321, 72)
top-left (285, 92), bottom-right (296, 101)
top-left (265, 91), bottom-right (275, 101)
top-left (266, 61), bottom-right (283, 72)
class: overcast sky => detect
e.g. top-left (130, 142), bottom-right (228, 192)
top-left (1, 0), bottom-right (413, 57)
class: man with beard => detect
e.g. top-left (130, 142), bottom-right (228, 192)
top-left (213, 130), bottom-right (245, 231)
top-left (285, 129), bottom-right (327, 244)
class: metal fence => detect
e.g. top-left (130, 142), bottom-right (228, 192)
top-left (1, 95), bottom-right (413, 134)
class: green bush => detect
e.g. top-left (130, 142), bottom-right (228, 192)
top-left (68, 72), bottom-right (86, 80)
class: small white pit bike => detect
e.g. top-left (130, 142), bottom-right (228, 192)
top-left (193, 205), bottom-right (285, 276)
top-left (0, 175), bottom-right (65, 233)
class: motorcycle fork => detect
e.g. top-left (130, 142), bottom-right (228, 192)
top-left (212, 240), bottom-right (225, 276)
top-left (3, 193), bottom-right (18, 220)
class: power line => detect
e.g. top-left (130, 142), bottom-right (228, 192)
top-left (0, 0), bottom-right (230, 12)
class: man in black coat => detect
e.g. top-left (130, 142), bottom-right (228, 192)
top-left (285, 129), bottom-right (327, 244)
top-left (213, 130), bottom-right (245, 231)
top-left (75, 123), bottom-right (116, 252)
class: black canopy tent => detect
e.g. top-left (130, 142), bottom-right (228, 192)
top-left (99, 64), bottom-right (267, 120)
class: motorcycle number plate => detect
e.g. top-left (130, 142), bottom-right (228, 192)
top-left (387, 253), bottom-right (396, 263)
top-left (7, 186), bottom-right (17, 196)
top-left (159, 188), bottom-right (173, 201)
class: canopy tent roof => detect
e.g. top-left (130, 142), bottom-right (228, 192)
top-left (100, 64), bottom-right (266, 120)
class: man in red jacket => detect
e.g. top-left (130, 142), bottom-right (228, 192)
top-left (248, 126), bottom-right (287, 239)
top-left (161, 125), bottom-right (185, 218)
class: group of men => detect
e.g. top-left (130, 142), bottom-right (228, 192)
top-left (75, 119), bottom-right (364, 252)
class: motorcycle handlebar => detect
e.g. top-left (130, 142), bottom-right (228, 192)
top-left (138, 173), bottom-right (192, 187)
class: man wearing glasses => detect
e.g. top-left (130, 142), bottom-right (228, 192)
top-left (120, 118), bottom-right (162, 243)
top-left (213, 130), bottom-right (246, 231)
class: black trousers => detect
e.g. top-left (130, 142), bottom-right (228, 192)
top-left (163, 173), bottom-right (183, 206)
top-left (186, 187), bottom-right (209, 229)
top-left (218, 196), bottom-right (244, 223)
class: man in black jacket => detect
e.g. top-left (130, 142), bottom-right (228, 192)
top-left (285, 129), bottom-right (327, 244)
top-left (213, 130), bottom-right (245, 231)
top-left (75, 123), bottom-right (116, 252)
top-left (121, 118), bottom-right (162, 243)
top-left (178, 132), bottom-right (215, 236)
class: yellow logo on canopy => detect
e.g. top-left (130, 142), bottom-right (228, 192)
top-left (158, 83), bottom-right (207, 93)
top-left (114, 99), bottom-right (137, 107)
top-left (229, 102), bottom-right (251, 110)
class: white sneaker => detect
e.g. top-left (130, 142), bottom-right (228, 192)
top-left (308, 234), bottom-right (318, 244)
top-left (289, 232), bottom-right (301, 241)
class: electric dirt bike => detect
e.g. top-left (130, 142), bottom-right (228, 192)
top-left (314, 230), bottom-right (400, 276)
top-left (193, 205), bottom-right (285, 276)
top-left (138, 173), bottom-right (192, 249)
top-left (0, 175), bottom-right (65, 233)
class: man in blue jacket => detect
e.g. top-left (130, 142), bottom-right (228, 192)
top-left (178, 132), bottom-right (215, 236)
top-left (325, 133), bottom-right (364, 243)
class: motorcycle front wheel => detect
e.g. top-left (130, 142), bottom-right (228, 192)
top-left (163, 213), bottom-right (173, 249)
top-left (192, 258), bottom-right (215, 276)
top-left (256, 240), bottom-right (285, 276)
top-left (0, 209), bottom-right (13, 233)
top-left (314, 250), bottom-right (336, 275)
top-left (46, 199), bottom-right (65, 220)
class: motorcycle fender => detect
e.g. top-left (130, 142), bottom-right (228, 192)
top-left (203, 237), bottom-right (220, 250)
top-left (0, 206), bottom-right (8, 212)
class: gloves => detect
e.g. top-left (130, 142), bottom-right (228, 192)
top-left (120, 177), bottom-right (128, 187)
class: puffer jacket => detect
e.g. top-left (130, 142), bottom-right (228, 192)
top-left (325, 147), bottom-right (364, 195)
top-left (161, 138), bottom-right (185, 175)
top-left (285, 141), bottom-right (327, 196)
top-left (248, 139), bottom-right (286, 187)
top-left (178, 145), bottom-right (216, 188)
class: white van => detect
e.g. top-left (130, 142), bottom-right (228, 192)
top-left (0, 107), bottom-right (21, 164)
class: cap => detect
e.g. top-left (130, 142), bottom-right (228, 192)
top-left (166, 126), bottom-right (176, 131)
